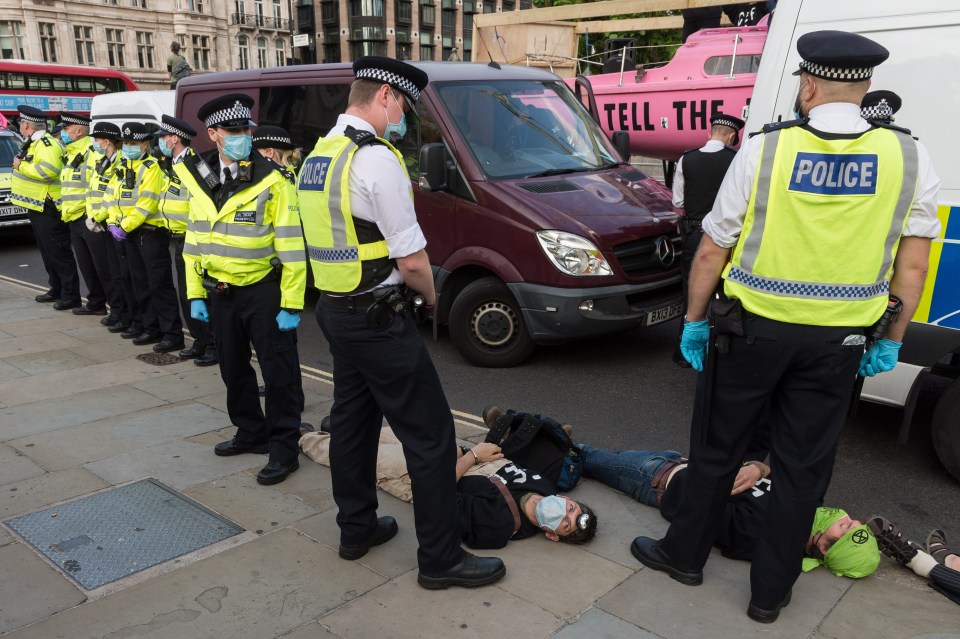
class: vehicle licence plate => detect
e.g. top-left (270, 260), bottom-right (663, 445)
top-left (0, 205), bottom-right (23, 217)
top-left (646, 302), bottom-right (682, 325)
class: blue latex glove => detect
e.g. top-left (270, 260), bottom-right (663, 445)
top-left (680, 319), bottom-right (710, 372)
top-left (858, 338), bottom-right (902, 377)
top-left (276, 309), bottom-right (301, 331)
top-left (108, 224), bottom-right (127, 242)
top-left (191, 299), bottom-right (209, 322)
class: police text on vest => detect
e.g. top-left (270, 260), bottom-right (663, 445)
top-left (789, 152), bottom-right (878, 195)
top-left (298, 156), bottom-right (332, 191)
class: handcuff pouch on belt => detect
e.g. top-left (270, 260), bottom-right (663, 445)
top-left (201, 270), bottom-right (230, 296)
top-left (365, 286), bottom-right (410, 330)
top-left (708, 290), bottom-right (744, 354)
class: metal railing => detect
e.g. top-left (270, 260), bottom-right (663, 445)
top-left (230, 13), bottom-right (294, 31)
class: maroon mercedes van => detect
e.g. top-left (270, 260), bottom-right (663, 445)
top-left (176, 62), bottom-right (682, 367)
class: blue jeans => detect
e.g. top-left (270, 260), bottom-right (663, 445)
top-left (580, 445), bottom-right (683, 507)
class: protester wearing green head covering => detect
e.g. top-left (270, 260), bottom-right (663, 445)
top-left (801, 507), bottom-right (880, 578)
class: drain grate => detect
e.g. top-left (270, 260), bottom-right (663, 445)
top-left (3, 479), bottom-right (244, 590)
top-left (136, 352), bottom-right (182, 366)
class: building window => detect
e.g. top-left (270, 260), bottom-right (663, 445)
top-left (257, 36), bottom-right (267, 67)
top-left (396, 0), bottom-right (412, 23)
top-left (255, 0), bottom-right (265, 26)
top-left (441, 9), bottom-right (455, 29)
top-left (74, 25), bottom-right (95, 65)
top-left (273, 0), bottom-right (282, 22)
top-left (106, 28), bottom-right (126, 67)
top-left (350, 0), bottom-right (384, 16)
top-left (131, 0), bottom-right (147, 7)
top-left (274, 38), bottom-right (285, 66)
top-left (419, 31), bottom-right (433, 61)
top-left (0, 22), bottom-right (25, 59)
top-left (395, 27), bottom-right (410, 60)
top-left (191, 34), bottom-right (211, 70)
top-left (238, 35), bottom-right (249, 69)
top-left (39, 22), bottom-right (58, 63)
top-left (184, 0), bottom-right (204, 11)
top-left (419, 2), bottom-right (435, 28)
top-left (323, 29), bottom-right (340, 62)
top-left (135, 31), bottom-right (154, 68)
top-left (321, 0), bottom-right (338, 24)
top-left (236, 0), bottom-right (245, 17)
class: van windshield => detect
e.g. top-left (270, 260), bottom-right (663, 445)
top-left (435, 80), bottom-right (620, 180)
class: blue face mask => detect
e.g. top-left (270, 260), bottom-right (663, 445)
top-left (158, 137), bottom-right (173, 157)
top-left (90, 140), bottom-right (103, 154)
top-left (60, 129), bottom-right (72, 145)
top-left (534, 495), bottom-right (567, 532)
top-left (384, 92), bottom-right (408, 142)
top-left (219, 133), bottom-right (252, 161)
top-left (122, 145), bottom-right (143, 161)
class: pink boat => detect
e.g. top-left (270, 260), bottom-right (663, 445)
top-left (570, 17), bottom-right (768, 161)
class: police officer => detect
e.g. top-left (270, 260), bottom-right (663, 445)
top-left (251, 125), bottom-right (299, 171)
top-left (89, 122), bottom-right (135, 332)
top-left (861, 89), bottom-right (902, 125)
top-left (297, 57), bottom-right (505, 589)
top-left (179, 94), bottom-right (306, 486)
top-left (630, 31), bottom-right (941, 622)
top-left (59, 111), bottom-right (114, 316)
top-left (671, 113), bottom-right (744, 367)
top-left (11, 105), bottom-right (81, 308)
top-left (156, 115), bottom-right (218, 367)
top-left (105, 123), bottom-right (184, 352)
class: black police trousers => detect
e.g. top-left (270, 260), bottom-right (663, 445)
top-left (317, 299), bottom-right (465, 574)
top-left (170, 233), bottom-right (214, 353)
top-left (28, 202), bottom-right (80, 303)
top-left (108, 235), bottom-right (136, 326)
top-left (209, 276), bottom-right (301, 464)
top-left (126, 226), bottom-right (183, 341)
top-left (658, 314), bottom-right (863, 608)
top-left (68, 218), bottom-right (113, 311)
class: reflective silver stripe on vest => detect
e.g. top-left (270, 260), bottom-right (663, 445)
top-left (188, 219), bottom-right (212, 233)
top-left (727, 265), bottom-right (889, 301)
top-left (196, 243), bottom-right (276, 259)
top-left (274, 225), bottom-right (303, 239)
top-left (36, 162), bottom-right (60, 178)
top-left (12, 172), bottom-right (51, 185)
top-left (276, 249), bottom-right (306, 263)
top-left (60, 193), bottom-right (87, 202)
top-left (211, 220), bottom-right (274, 239)
top-left (307, 244), bottom-right (359, 263)
top-left (739, 129), bottom-right (781, 272)
top-left (876, 130), bottom-right (919, 282)
top-left (255, 189), bottom-right (271, 225)
top-left (327, 141), bottom-right (357, 249)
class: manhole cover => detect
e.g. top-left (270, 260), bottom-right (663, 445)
top-left (136, 352), bottom-right (182, 366)
top-left (3, 479), bottom-right (243, 590)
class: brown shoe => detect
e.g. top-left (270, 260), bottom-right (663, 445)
top-left (481, 404), bottom-right (503, 429)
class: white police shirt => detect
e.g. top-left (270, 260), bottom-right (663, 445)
top-left (671, 139), bottom-right (727, 209)
top-left (326, 113), bottom-right (427, 289)
top-left (702, 102), bottom-right (941, 248)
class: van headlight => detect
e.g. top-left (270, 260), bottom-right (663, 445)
top-left (536, 230), bottom-right (612, 277)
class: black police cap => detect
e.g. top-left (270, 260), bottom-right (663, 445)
top-left (793, 30), bottom-right (889, 82)
top-left (860, 89), bottom-right (902, 123)
top-left (91, 121), bottom-right (122, 141)
top-left (710, 113), bottom-right (745, 131)
top-left (158, 114), bottom-right (197, 141)
top-left (59, 111), bottom-right (91, 126)
top-left (353, 56), bottom-right (428, 105)
top-left (17, 105), bottom-right (47, 124)
top-left (252, 125), bottom-right (295, 150)
top-left (198, 93), bottom-right (256, 129)
top-left (120, 122), bottom-right (153, 142)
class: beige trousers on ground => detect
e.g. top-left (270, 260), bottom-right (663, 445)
top-left (299, 428), bottom-right (509, 504)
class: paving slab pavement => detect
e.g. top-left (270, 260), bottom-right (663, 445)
top-left (0, 278), bottom-right (959, 639)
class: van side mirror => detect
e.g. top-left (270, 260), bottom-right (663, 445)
top-left (611, 130), bottom-right (631, 162)
top-left (419, 143), bottom-right (449, 191)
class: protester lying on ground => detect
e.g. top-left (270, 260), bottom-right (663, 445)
top-left (868, 517), bottom-right (960, 606)
top-left (479, 405), bottom-right (879, 579)
top-left (299, 423), bottom-right (597, 550)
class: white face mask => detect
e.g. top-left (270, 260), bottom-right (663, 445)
top-left (793, 80), bottom-right (809, 119)
top-left (534, 495), bottom-right (567, 532)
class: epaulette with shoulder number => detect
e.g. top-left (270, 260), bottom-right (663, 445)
top-left (343, 125), bottom-right (384, 149)
top-left (749, 117), bottom-right (808, 138)
top-left (278, 167), bottom-right (296, 184)
top-left (869, 121), bottom-right (914, 136)
top-left (41, 137), bottom-right (52, 147)
top-left (143, 159), bottom-right (156, 168)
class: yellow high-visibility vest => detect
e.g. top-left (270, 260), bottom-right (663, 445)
top-left (60, 136), bottom-right (93, 223)
top-left (11, 132), bottom-right (63, 212)
top-left (103, 156), bottom-right (164, 232)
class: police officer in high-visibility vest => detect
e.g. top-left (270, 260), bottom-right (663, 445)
top-left (157, 115), bottom-right (218, 367)
top-left (297, 57), bottom-right (505, 589)
top-left (180, 94), bottom-right (306, 486)
top-left (105, 123), bottom-right (184, 353)
top-left (252, 125), bottom-right (300, 172)
top-left (631, 31), bottom-right (941, 622)
top-left (11, 105), bottom-right (81, 308)
top-left (86, 122), bottom-right (130, 330)
top-left (59, 111), bottom-right (115, 317)
top-left (671, 112), bottom-right (744, 367)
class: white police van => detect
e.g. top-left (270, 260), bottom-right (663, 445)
top-left (89, 90), bottom-right (175, 134)
top-left (746, 0), bottom-right (960, 480)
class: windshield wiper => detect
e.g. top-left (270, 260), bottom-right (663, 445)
top-left (599, 160), bottom-right (628, 170)
top-left (526, 167), bottom-right (590, 178)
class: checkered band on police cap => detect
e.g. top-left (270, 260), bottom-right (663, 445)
top-left (91, 121), bottom-right (122, 140)
top-left (252, 125), bottom-right (294, 149)
top-left (59, 112), bottom-right (91, 126)
top-left (120, 122), bottom-right (152, 141)
top-left (799, 60), bottom-right (874, 81)
top-left (17, 105), bottom-right (47, 124)
top-left (158, 114), bottom-right (197, 141)
top-left (711, 115), bottom-right (744, 131)
top-left (860, 99), bottom-right (894, 122)
top-left (353, 56), bottom-right (429, 105)
top-left (356, 67), bottom-right (420, 103)
top-left (793, 30), bottom-right (889, 83)
top-left (198, 93), bottom-right (256, 129)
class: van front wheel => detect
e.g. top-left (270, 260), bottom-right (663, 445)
top-left (932, 377), bottom-right (960, 482)
top-left (449, 277), bottom-right (535, 368)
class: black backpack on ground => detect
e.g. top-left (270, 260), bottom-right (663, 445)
top-left (484, 409), bottom-right (583, 491)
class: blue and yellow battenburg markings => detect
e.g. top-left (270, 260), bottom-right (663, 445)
top-left (915, 204), bottom-right (960, 328)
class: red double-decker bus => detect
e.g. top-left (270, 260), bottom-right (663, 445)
top-left (0, 60), bottom-right (138, 122)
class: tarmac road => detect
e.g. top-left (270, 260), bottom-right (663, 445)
top-left (2, 228), bottom-right (958, 551)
